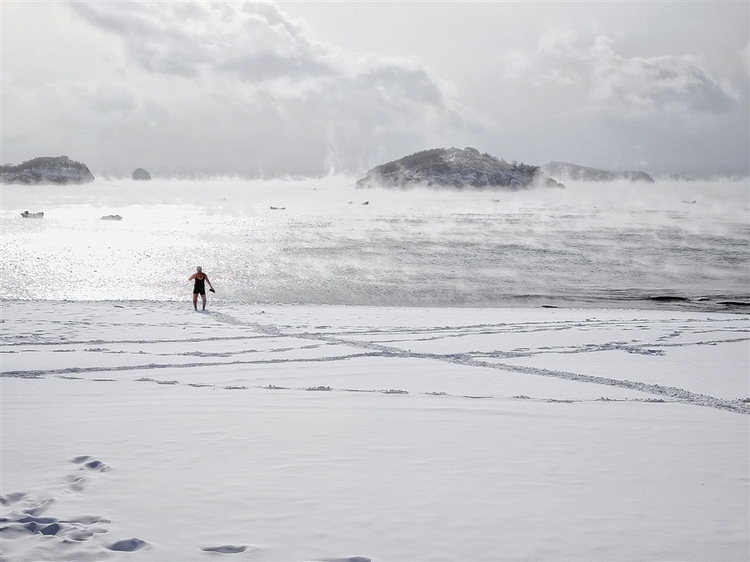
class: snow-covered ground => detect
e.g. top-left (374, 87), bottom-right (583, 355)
top-left (1, 300), bottom-right (748, 561)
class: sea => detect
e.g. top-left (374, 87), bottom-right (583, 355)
top-left (1, 176), bottom-right (748, 312)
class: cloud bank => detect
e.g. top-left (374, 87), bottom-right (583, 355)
top-left (494, 25), bottom-right (746, 175)
top-left (5, 1), bottom-right (468, 177)
top-left (504, 27), bottom-right (739, 112)
top-left (2, 1), bottom-right (747, 178)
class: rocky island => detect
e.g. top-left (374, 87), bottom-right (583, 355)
top-left (540, 162), bottom-right (654, 183)
top-left (0, 156), bottom-right (95, 185)
top-left (356, 147), bottom-right (563, 190)
top-left (132, 168), bottom-right (151, 180)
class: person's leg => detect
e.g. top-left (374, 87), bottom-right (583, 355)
top-left (202, 294), bottom-right (207, 310)
top-left (192, 293), bottom-right (198, 310)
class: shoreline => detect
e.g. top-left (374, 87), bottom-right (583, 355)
top-left (2, 295), bottom-right (749, 314)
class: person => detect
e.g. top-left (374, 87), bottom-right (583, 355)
top-left (188, 266), bottom-right (215, 311)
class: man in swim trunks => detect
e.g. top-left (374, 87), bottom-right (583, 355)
top-left (188, 266), bottom-right (215, 311)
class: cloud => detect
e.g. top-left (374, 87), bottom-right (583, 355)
top-left (71, 1), bottom-right (333, 81)
top-left (501, 28), bottom-right (740, 120)
top-left (4, 2), bottom-right (744, 178)
top-left (587, 37), bottom-right (738, 117)
top-left (29, 1), bottom-right (470, 176)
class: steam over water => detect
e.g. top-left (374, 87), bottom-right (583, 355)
top-left (1, 177), bottom-right (748, 310)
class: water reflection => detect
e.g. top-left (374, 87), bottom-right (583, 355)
top-left (1, 177), bottom-right (747, 308)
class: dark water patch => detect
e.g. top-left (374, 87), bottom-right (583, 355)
top-left (650, 296), bottom-right (690, 303)
top-left (719, 301), bottom-right (750, 307)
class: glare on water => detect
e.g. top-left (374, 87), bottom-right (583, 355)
top-left (1, 176), bottom-right (748, 307)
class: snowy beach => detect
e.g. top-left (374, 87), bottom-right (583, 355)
top-left (2, 177), bottom-right (749, 560)
top-left (1, 300), bottom-right (748, 560)
top-left (4, 0), bottom-right (749, 558)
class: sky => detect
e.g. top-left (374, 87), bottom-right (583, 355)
top-left (1, 0), bottom-right (748, 179)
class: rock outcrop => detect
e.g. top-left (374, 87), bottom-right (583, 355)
top-left (0, 156), bottom-right (95, 185)
top-left (356, 147), bottom-right (563, 190)
top-left (132, 168), bottom-right (151, 180)
top-left (540, 162), bottom-right (654, 183)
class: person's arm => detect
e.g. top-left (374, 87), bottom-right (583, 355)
top-left (188, 273), bottom-right (197, 281)
top-left (205, 275), bottom-right (215, 290)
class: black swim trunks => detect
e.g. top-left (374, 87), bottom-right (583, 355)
top-left (193, 277), bottom-right (206, 295)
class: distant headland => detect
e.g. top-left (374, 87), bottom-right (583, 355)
top-left (0, 156), bottom-right (94, 185)
top-left (356, 147), bottom-right (563, 190)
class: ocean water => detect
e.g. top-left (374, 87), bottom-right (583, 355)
top-left (1, 176), bottom-right (748, 310)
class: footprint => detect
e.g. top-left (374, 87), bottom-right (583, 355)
top-left (0, 492), bottom-right (27, 505)
top-left (24, 498), bottom-right (55, 516)
top-left (63, 475), bottom-right (87, 491)
top-left (25, 521), bottom-right (61, 535)
top-left (84, 460), bottom-right (109, 472)
top-left (202, 545), bottom-right (247, 554)
top-left (108, 538), bottom-right (147, 551)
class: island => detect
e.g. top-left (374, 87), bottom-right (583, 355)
top-left (132, 168), bottom-right (152, 181)
top-left (540, 162), bottom-right (654, 183)
top-left (0, 156), bottom-right (95, 185)
top-left (356, 147), bottom-right (563, 189)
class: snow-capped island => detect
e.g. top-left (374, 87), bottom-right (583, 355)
top-left (0, 156), bottom-right (95, 185)
top-left (356, 147), bottom-right (564, 190)
top-left (540, 161), bottom-right (654, 183)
